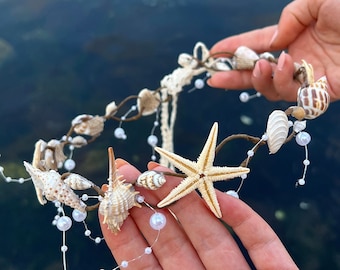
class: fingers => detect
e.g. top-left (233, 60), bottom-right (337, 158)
top-left (146, 162), bottom-right (251, 270)
top-left (217, 191), bottom-right (298, 270)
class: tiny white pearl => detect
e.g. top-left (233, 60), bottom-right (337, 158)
top-left (145, 247), bottom-right (152, 254)
top-left (61, 245), bottom-right (68, 253)
top-left (84, 229), bottom-right (91, 236)
top-left (121, 260), bottom-right (128, 268)
top-left (239, 92), bottom-right (250, 103)
top-left (303, 159), bottom-right (310, 166)
top-left (149, 212), bottom-right (167, 230)
top-left (147, 135), bottom-right (158, 147)
top-left (297, 178), bottom-right (306, 186)
top-left (240, 173), bottom-right (247, 180)
top-left (194, 78), bottom-right (205, 89)
top-left (18, 178), bottom-right (25, 184)
top-left (64, 159), bottom-right (76, 171)
top-left (247, 150), bottom-right (254, 157)
top-left (95, 237), bottom-right (101, 244)
top-left (154, 121), bottom-right (159, 126)
top-left (72, 209), bottom-right (87, 222)
top-left (81, 194), bottom-right (89, 201)
top-left (114, 127), bottom-right (126, 139)
top-left (136, 195), bottom-right (145, 204)
top-left (226, 190), bottom-right (239, 199)
top-left (151, 155), bottom-right (157, 161)
top-left (131, 105), bottom-right (137, 111)
top-left (56, 216), bottom-right (72, 232)
top-left (261, 134), bottom-right (268, 141)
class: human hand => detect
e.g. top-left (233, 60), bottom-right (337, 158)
top-left (99, 159), bottom-right (298, 270)
top-left (208, 0), bottom-right (340, 102)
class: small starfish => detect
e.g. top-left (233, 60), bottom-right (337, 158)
top-left (155, 122), bottom-right (250, 218)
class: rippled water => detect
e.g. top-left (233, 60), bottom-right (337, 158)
top-left (0, 0), bottom-right (339, 269)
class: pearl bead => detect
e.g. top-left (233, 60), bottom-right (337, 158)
top-left (247, 150), bottom-right (254, 157)
top-left (136, 195), bottom-right (145, 204)
top-left (239, 92), bottom-right (250, 102)
top-left (149, 212), bottom-right (166, 230)
top-left (303, 159), bottom-right (310, 166)
top-left (147, 135), bottom-right (158, 147)
top-left (226, 190), bottom-right (239, 199)
top-left (84, 230), bottom-right (91, 236)
top-left (297, 178), bottom-right (306, 186)
top-left (81, 194), bottom-right (89, 201)
top-left (72, 209), bottom-right (87, 222)
top-left (64, 159), bottom-right (76, 171)
top-left (114, 127), bottom-right (126, 139)
top-left (194, 78), bottom-right (205, 89)
top-left (56, 216), bottom-right (72, 231)
top-left (295, 131), bottom-right (311, 146)
top-left (145, 247), bottom-right (152, 254)
top-left (121, 260), bottom-right (128, 268)
top-left (61, 245), bottom-right (68, 253)
top-left (95, 237), bottom-right (101, 244)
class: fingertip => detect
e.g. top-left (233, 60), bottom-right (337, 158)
top-left (115, 158), bottom-right (130, 169)
top-left (147, 161), bottom-right (160, 170)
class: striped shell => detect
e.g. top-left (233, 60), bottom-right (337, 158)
top-left (23, 161), bottom-right (86, 212)
top-left (297, 76), bottom-right (330, 119)
top-left (62, 173), bottom-right (94, 190)
top-left (265, 110), bottom-right (289, 154)
top-left (99, 147), bottom-right (141, 234)
top-left (136, 171), bottom-right (166, 190)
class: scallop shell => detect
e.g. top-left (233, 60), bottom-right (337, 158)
top-left (297, 76), bottom-right (330, 119)
top-left (62, 173), bottom-right (94, 190)
top-left (99, 147), bottom-right (141, 234)
top-left (136, 171), bottom-right (166, 190)
top-left (231, 46), bottom-right (259, 70)
top-left (137, 88), bottom-right (161, 116)
top-left (23, 161), bottom-right (86, 212)
top-left (265, 110), bottom-right (289, 154)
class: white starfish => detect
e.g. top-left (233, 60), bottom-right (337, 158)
top-left (155, 122), bottom-right (250, 218)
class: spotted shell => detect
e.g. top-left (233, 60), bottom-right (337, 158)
top-left (265, 110), bottom-right (289, 154)
top-left (62, 173), bottom-right (94, 190)
top-left (99, 182), bottom-right (140, 234)
top-left (231, 46), bottom-right (259, 70)
top-left (23, 161), bottom-right (86, 212)
top-left (297, 76), bottom-right (330, 119)
top-left (136, 171), bottom-right (166, 190)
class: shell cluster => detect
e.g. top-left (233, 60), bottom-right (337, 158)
top-left (136, 170), bottom-right (166, 190)
top-left (99, 147), bottom-right (141, 234)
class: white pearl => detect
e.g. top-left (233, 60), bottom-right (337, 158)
top-left (295, 131), bottom-right (311, 146)
top-left (136, 195), bottom-right (145, 204)
top-left (226, 190), bottom-right (239, 199)
top-left (194, 78), bottom-right (205, 89)
top-left (121, 260), bottom-right (128, 268)
top-left (56, 216), bottom-right (72, 231)
top-left (303, 159), bottom-right (310, 166)
top-left (72, 209), bottom-right (87, 222)
top-left (64, 159), bottom-right (76, 171)
top-left (84, 229), bottom-right (91, 236)
top-left (149, 212), bottom-right (166, 230)
top-left (147, 135), bottom-right (158, 147)
top-left (247, 150), bottom-right (254, 157)
top-left (95, 237), bottom-right (101, 244)
top-left (145, 247), bottom-right (152, 254)
top-left (114, 127), bottom-right (126, 139)
top-left (297, 178), bottom-right (306, 185)
top-left (61, 245), bottom-right (68, 253)
top-left (81, 194), bottom-right (89, 201)
top-left (239, 92), bottom-right (250, 102)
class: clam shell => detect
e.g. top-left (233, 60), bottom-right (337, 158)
top-left (136, 171), bottom-right (166, 190)
top-left (266, 110), bottom-right (289, 154)
top-left (297, 76), bottom-right (330, 119)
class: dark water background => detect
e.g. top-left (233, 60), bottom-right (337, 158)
top-left (0, 0), bottom-right (339, 269)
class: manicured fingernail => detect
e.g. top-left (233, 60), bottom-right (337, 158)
top-left (277, 51), bottom-right (286, 71)
top-left (269, 29), bottom-right (278, 47)
top-left (147, 161), bottom-right (160, 170)
top-left (115, 158), bottom-right (129, 169)
top-left (253, 61), bottom-right (262, 78)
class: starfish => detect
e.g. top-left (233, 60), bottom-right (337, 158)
top-left (155, 122), bottom-right (250, 218)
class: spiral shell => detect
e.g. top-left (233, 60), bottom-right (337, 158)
top-left (265, 110), bottom-right (289, 154)
top-left (297, 76), bottom-right (330, 119)
top-left (62, 173), bottom-right (94, 190)
top-left (231, 46), bottom-right (259, 70)
top-left (99, 147), bottom-right (141, 234)
top-left (23, 161), bottom-right (86, 212)
top-left (136, 171), bottom-right (166, 190)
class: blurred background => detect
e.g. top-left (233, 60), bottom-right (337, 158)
top-left (0, 0), bottom-right (339, 269)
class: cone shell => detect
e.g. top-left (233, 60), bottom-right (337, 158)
top-left (99, 182), bottom-right (140, 234)
top-left (136, 171), bottom-right (166, 190)
top-left (63, 173), bottom-right (94, 190)
top-left (297, 76), bottom-right (330, 119)
top-left (266, 110), bottom-right (289, 154)
top-left (23, 162), bottom-right (86, 212)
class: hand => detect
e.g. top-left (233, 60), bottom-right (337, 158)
top-left (99, 159), bottom-right (298, 270)
top-left (208, 0), bottom-right (340, 102)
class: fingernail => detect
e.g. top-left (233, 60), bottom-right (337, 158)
top-left (269, 29), bottom-right (278, 47)
top-left (253, 61), bottom-right (262, 78)
top-left (277, 51), bottom-right (286, 71)
top-left (115, 158), bottom-right (129, 169)
top-left (147, 161), bottom-right (160, 170)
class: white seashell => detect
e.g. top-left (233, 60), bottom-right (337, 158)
top-left (63, 173), bottom-right (93, 190)
top-left (99, 147), bottom-right (141, 234)
top-left (23, 162), bottom-right (86, 212)
top-left (137, 88), bottom-right (161, 116)
top-left (293, 120), bottom-right (307, 133)
top-left (259, 52), bottom-right (276, 62)
top-left (297, 76), bottom-right (330, 119)
top-left (70, 136), bottom-right (87, 148)
top-left (265, 110), bottom-right (289, 154)
top-left (136, 171), bottom-right (166, 190)
top-left (105, 101), bottom-right (117, 118)
top-left (232, 46), bottom-right (259, 70)
top-left (72, 115), bottom-right (105, 136)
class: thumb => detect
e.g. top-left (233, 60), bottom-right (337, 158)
top-left (270, 0), bottom-right (321, 49)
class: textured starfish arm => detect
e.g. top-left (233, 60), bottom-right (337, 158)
top-left (154, 146), bottom-right (198, 175)
top-left (207, 166), bottom-right (250, 181)
top-left (157, 176), bottom-right (200, 208)
top-left (197, 122), bottom-right (218, 170)
top-left (199, 181), bottom-right (222, 218)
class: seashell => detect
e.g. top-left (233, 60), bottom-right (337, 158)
top-left (293, 120), bottom-right (307, 133)
top-left (231, 46), bottom-right (259, 70)
top-left (136, 171), bottom-right (166, 190)
top-left (297, 76), bottom-right (330, 119)
top-left (137, 88), bottom-right (161, 116)
top-left (70, 136), bottom-right (88, 148)
top-left (105, 100), bottom-right (117, 118)
top-left (23, 161), bottom-right (87, 212)
top-left (72, 114), bottom-right (105, 136)
top-left (99, 147), bottom-right (141, 234)
top-left (259, 52), bottom-right (276, 62)
top-left (265, 110), bottom-right (289, 154)
top-left (62, 173), bottom-right (94, 190)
